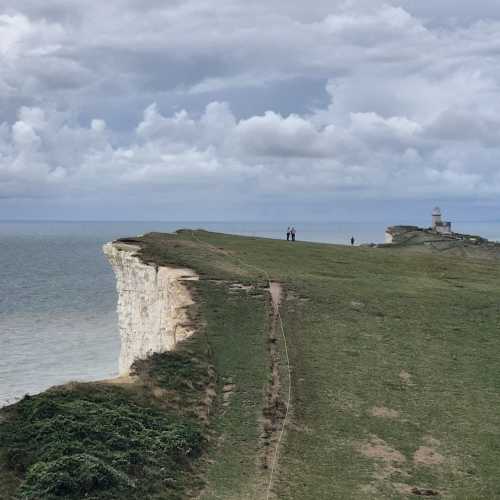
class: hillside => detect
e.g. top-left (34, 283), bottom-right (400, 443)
top-left (384, 225), bottom-right (500, 260)
top-left (2, 230), bottom-right (500, 499)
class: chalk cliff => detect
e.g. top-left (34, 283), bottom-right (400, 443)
top-left (103, 241), bottom-right (198, 376)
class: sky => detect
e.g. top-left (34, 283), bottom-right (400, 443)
top-left (1, 0), bottom-right (500, 222)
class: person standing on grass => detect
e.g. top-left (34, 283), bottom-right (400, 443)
top-left (291, 226), bottom-right (296, 241)
top-left (287, 227), bottom-right (291, 241)
top-left (350, 236), bottom-right (355, 246)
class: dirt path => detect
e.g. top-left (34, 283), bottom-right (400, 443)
top-left (270, 282), bottom-right (282, 314)
top-left (187, 230), bottom-right (291, 499)
top-left (261, 281), bottom-right (291, 500)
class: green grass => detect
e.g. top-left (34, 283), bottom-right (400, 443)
top-left (136, 231), bottom-right (500, 499)
top-left (194, 280), bottom-right (271, 500)
top-left (3, 230), bottom-right (500, 499)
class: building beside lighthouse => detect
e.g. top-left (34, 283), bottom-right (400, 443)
top-left (431, 207), bottom-right (452, 235)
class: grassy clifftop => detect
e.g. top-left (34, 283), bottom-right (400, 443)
top-left (2, 230), bottom-right (500, 499)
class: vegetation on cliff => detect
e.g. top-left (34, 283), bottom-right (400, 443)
top-left (3, 229), bottom-right (500, 498)
top-left (0, 352), bottom-right (207, 500)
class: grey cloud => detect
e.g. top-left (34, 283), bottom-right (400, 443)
top-left (1, 0), bottom-right (500, 218)
top-left (401, 0), bottom-right (500, 26)
top-left (426, 108), bottom-right (500, 146)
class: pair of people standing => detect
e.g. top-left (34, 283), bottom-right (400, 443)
top-left (286, 226), bottom-right (296, 241)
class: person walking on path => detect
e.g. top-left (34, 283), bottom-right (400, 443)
top-left (291, 227), bottom-right (296, 242)
top-left (287, 227), bottom-right (291, 241)
top-left (350, 236), bottom-right (355, 246)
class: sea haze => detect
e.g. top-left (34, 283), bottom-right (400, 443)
top-left (1, 220), bottom-right (499, 407)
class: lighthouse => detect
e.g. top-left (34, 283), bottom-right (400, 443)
top-left (432, 207), bottom-right (452, 234)
top-left (432, 207), bottom-right (442, 229)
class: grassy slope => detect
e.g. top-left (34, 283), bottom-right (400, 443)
top-left (139, 231), bottom-right (500, 499)
top-left (2, 230), bottom-right (500, 499)
top-left (136, 232), bottom-right (273, 499)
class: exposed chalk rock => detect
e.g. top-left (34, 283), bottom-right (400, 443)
top-left (103, 241), bottom-right (198, 376)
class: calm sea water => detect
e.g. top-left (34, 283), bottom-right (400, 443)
top-left (1, 220), bottom-right (499, 407)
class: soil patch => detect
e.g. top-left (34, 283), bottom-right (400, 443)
top-left (358, 436), bottom-right (406, 464)
top-left (413, 446), bottom-right (444, 466)
top-left (98, 374), bottom-right (138, 385)
top-left (222, 381), bottom-right (236, 408)
top-left (369, 406), bottom-right (400, 419)
top-left (399, 370), bottom-right (414, 386)
top-left (229, 283), bottom-right (254, 292)
top-left (357, 436), bottom-right (407, 483)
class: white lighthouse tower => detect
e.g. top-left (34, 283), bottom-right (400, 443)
top-left (432, 207), bottom-right (442, 229)
top-left (432, 207), bottom-right (452, 234)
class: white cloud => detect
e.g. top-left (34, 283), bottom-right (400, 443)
top-left (0, 13), bottom-right (64, 59)
top-left (12, 121), bottom-right (40, 149)
top-left (136, 104), bottom-right (198, 144)
top-left (236, 112), bottom-right (325, 157)
top-left (2, 92), bottom-right (500, 205)
top-left (90, 119), bottom-right (106, 132)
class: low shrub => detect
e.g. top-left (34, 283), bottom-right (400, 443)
top-left (0, 354), bottom-right (204, 499)
top-left (132, 351), bottom-right (209, 395)
top-left (20, 454), bottom-right (132, 499)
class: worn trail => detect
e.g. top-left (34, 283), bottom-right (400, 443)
top-left (189, 230), bottom-right (292, 499)
top-left (265, 281), bottom-right (291, 500)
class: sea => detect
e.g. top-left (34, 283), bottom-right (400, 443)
top-left (1, 220), bottom-right (499, 407)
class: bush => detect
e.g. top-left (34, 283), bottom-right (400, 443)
top-left (20, 454), bottom-right (132, 499)
top-left (132, 351), bottom-right (209, 394)
top-left (0, 377), bottom-right (203, 499)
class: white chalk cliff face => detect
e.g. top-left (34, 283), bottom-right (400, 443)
top-left (103, 242), bottom-right (198, 376)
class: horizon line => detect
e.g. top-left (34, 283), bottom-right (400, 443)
top-left (1, 219), bottom-right (500, 224)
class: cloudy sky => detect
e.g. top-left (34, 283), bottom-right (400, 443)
top-left (1, 0), bottom-right (500, 222)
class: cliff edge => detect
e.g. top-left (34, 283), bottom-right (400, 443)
top-left (103, 240), bottom-right (198, 375)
